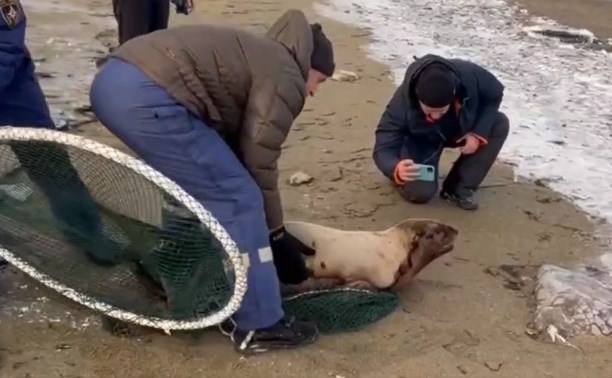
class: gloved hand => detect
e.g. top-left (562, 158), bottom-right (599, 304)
top-left (170, 0), bottom-right (193, 15)
top-left (269, 226), bottom-right (314, 284)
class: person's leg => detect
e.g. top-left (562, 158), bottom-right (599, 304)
top-left (441, 112), bottom-right (510, 210)
top-left (396, 143), bottom-right (443, 204)
top-left (150, 0), bottom-right (170, 33)
top-left (90, 59), bottom-right (318, 352)
top-left (0, 58), bottom-right (54, 129)
top-left (111, 0), bottom-right (122, 44)
top-left (0, 58), bottom-right (119, 264)
top-left (398, 179), bottom-right (439, 204)
top-left (93, 0), bottom-right (123, 67)
top-left (115, 0), bottom-right (153, 45)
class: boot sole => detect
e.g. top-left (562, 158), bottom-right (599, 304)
top-left (440, 192), bottom-right (478, 211)
top-left (234, 332), bottom-right (319, 355)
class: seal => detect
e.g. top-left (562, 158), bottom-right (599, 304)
top-left (283, 218), bottom-right (458, 291)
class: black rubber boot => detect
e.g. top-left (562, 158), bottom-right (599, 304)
top-left (220, 316), bottom-right (319, 355)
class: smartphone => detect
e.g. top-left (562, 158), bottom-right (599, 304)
top-left (414, 164), bottom-right (436, 182)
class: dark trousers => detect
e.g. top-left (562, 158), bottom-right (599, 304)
top-left (90, 58), bottom-right (284, 331)
top-left (399, 112), bottom-right (510, 203)
top-left (112, 0), bottom-right (170, 45)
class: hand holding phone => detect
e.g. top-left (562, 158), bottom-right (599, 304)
top-left (396, 160), bottom-right (436, 183)
top-left (395, 159), bottom-right (420, 182)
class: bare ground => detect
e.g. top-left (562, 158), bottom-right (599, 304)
top-left (2, 0), bottom-right (612, 377)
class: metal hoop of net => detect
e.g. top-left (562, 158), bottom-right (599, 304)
top-left (0, 126), bottom-right (247, 332)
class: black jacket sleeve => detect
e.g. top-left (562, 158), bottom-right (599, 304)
top-left (373, 86), bottom-right (408, 180)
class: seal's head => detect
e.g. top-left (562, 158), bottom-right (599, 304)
top-left (394, 219), bottom-right (458, 283)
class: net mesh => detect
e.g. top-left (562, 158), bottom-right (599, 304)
top-left (0, 128), bottom-right (399, 333)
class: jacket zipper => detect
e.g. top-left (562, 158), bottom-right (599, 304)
top-left (422, 129), bottom-right (446, 165)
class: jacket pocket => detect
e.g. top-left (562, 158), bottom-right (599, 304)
top-left (148, 105), bottom-right (195, 135)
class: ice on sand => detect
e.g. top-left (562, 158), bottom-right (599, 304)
top-left (534, 264), bottom-right (612, 338)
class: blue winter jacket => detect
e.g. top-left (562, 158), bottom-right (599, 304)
top-left (0, 0), bottom-right (27, 93)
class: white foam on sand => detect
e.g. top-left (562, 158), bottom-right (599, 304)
top-left (316, 0), bottom-right (612, 258)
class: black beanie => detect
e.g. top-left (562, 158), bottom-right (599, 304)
top-left (310, 23), bottom-right (335, 77)
top-left (415, 64), bottom-right (456, 108)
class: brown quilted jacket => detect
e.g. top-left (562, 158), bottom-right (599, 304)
top-left (112, 10), bottom-right (313, 231)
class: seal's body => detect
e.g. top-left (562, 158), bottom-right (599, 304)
top-left (284, 219), bottom-right (458, 290)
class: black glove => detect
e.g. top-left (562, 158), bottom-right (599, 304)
top-left (269, 227), bottom-right (314, 284)
top-left (170, 0), bottom-right (191, 15)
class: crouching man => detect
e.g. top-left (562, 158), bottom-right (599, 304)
top-left (90, 10), bottom-right (335, 354)
top-left (373, 54), bottom-right (510, 210)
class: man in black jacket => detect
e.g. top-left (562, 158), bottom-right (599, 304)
top-left (111, 0), bottom-right (193, 46)
top-left (373, 54), bottom-right (510, 210)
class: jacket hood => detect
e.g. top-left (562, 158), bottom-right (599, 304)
top-left (403, 54), bottom-right (461, 101)
top-left (266, 9), bottom-right (313, 80)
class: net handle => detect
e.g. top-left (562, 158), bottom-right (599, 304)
top-left (0, 126), bottom-right (248, 332)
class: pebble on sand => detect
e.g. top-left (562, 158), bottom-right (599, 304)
top-left (330, 69), bottom-right (361, 82)
top-left (288, 171), bottom-right (314, 186)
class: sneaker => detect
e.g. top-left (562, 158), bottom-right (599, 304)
top-left (220, 316), bottom-right (319, 355)
top-left (440, 189), bottom-right (479, 211)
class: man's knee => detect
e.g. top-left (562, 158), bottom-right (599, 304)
top-left (492, 112), bottom-right (510, 140)
top-left (398, 181), bottom-right (438, 204)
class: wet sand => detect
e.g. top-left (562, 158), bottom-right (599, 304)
top-left (1, 0), bottom-right (611, 377)
top-left (515, 0), bottom-right (612, 40)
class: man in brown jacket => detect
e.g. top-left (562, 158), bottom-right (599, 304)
top-left (89, 9), bottom-right (335, 354)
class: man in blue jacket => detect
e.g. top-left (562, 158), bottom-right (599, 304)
top-left (0, 0), bottom-right (53, 128)
top-left (0, 1), bottom-right (114, 266)
top-left (373, 54), bottom-right (510, 210)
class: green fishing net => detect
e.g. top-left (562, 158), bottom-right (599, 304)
top-left (0, 139), bottom-right (399, 333)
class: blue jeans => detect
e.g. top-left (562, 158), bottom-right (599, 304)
top-left (89, 58), bottom-right (284, 330)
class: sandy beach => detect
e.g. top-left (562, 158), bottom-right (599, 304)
top-left (1, 0), bottom-right (612, 377)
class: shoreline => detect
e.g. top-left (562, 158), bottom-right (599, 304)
top-left (3, 0), bottom-right (612, 377)
top-left (315, 0), bottom-right (611, 260)
top-left (512, 0), bottom-right (612, 41)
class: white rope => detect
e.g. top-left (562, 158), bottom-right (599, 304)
top-left (0, 126), bottom-right (248, 332)
top-left (282, 287), bottom-right (378, 301)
